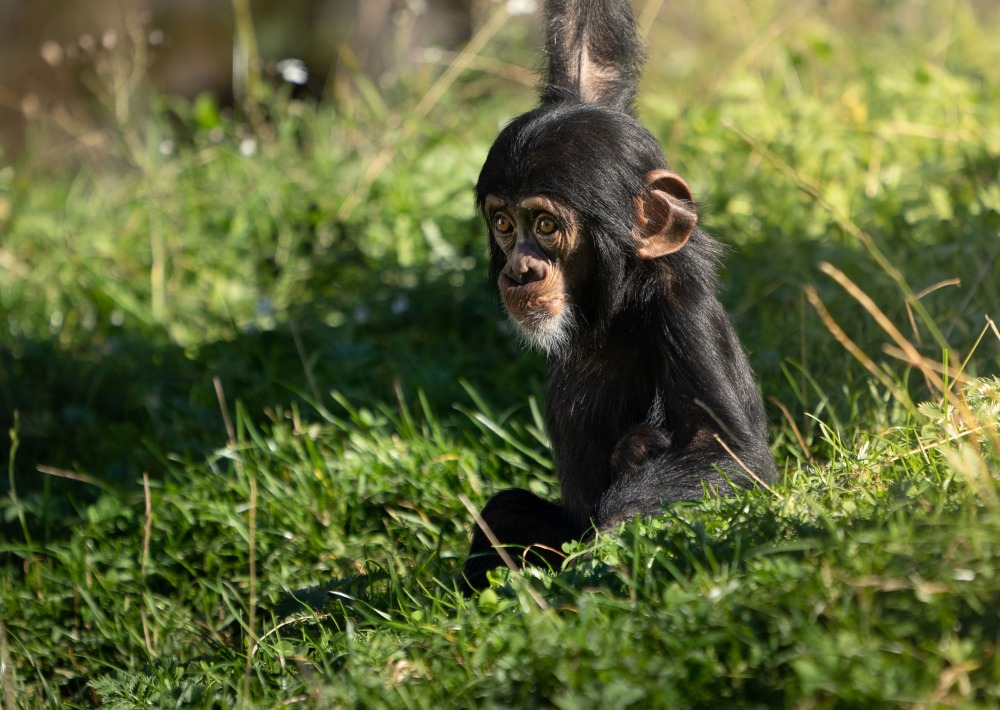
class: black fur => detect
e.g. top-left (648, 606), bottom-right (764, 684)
top-left (540, 0), bottom-right (644, 112)
top-left (463, 0), bottom-right (775, 591)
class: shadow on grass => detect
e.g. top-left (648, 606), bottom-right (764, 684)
top-left (0, 270), bottom-right (543, 534)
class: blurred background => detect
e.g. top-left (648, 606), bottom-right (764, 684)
top-left (3, 0), bottom-right (483, 158)
top-left (6, 0), bottom-right (999, 158)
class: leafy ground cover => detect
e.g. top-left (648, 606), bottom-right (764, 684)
top-left (2, 0), bottom-right (999, 706)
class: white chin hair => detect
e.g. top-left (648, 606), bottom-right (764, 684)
top-left (509, 307), bottom-right (575, 356)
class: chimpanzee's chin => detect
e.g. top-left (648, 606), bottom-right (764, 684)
top-left (511, 310), bottom-right (574, 356)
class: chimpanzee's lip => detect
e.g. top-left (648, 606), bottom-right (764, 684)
top-left (536, 297), bottom-right (562, 312)
top-left (513, 298), bottom-right (563, 328)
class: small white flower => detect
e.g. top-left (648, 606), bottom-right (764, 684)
top-left (239, 137), bottom-right (258, 157)
top-left (159, 139), bottom-right (174, 156)
top-left (506, 0), bottom-right (537, 16)
top-left (276, 58), bottom-right (308, 86)
top-left (40, 41), bottom-right (63, 67)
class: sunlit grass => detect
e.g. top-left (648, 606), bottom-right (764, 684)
top-left (1, 0), bottom-right (999, 706)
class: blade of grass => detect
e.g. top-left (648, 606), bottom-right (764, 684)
top-left (337, 3), bottom-right (511, 220)
top-left (804, 284), bottom-right (912, 407)
top-left (819, 261), bottom-right (945, 394)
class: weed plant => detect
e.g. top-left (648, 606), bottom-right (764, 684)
top-left (1, 0), bottom-right (999, 706)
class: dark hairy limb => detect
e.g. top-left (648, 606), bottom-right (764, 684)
top-left (541, 0), bottom-right (644, 113)
top-left (463, 489), bottom-right (583, 593)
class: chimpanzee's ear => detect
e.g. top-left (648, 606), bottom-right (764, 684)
top-left (633, 169), bottom-right (698, 259)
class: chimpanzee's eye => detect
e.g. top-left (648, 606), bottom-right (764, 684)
top-left (493, 213), bottom-right (514, 234)
top-left (536, 215), bottom-right (558, 236)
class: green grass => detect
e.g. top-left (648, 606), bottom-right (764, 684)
top-left (2, 0), bottom-right (1000, 706)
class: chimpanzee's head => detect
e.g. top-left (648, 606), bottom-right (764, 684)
top-left (476, 103), bottom-right (698, 354)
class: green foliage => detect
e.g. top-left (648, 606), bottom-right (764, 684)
top-left (2, 1), bottom-right (1000, 707)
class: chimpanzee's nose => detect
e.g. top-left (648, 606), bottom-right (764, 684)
top-left (505, 253), bottom-right (547, 285)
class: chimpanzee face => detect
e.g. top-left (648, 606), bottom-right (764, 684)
top-left (482, 166), bottom-right (697, 355)
top-left (484, 193), bottom-right (592, 354)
